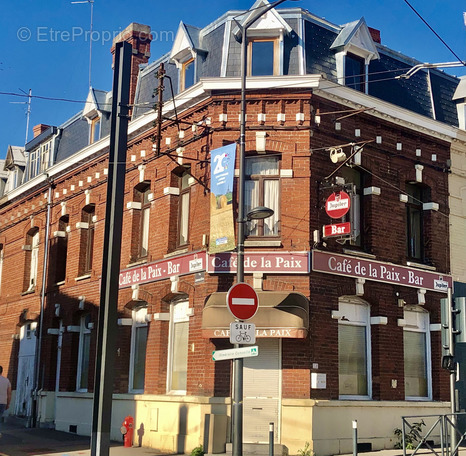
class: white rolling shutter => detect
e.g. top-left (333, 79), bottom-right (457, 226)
top-left (243, 339), bottom-right (281, 443)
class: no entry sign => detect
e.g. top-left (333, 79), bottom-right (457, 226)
top-left (226, 283), bottom-right (259, 321)
top-left (325, 191), bottom-right (351, 219)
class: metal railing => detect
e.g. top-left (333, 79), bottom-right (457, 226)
top-left (401, 413), bottom-right (466, 456)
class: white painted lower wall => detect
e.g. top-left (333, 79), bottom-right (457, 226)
top-left (39, 392), bottom-right (451, 456)
top-left (282, 399), bottom-right (450, 455)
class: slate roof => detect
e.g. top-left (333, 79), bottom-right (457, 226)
top-left (54, 112), bottom-right (90, 165)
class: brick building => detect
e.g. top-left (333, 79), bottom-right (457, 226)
top-left (0, 1), bottom-right (464, 454)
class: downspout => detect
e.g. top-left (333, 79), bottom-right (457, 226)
top-left (31, 175), bottom-right (53, 427)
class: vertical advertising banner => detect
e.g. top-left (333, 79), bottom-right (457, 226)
top-left (209, 143), bottom-right (236, 253)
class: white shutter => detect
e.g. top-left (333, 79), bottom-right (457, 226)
top-left (243, 339), bottom-right (281, 443)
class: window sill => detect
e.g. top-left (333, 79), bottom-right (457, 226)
top-left (22, 289), bottom-right (36, 296)
top-left (75, 274), bottom-right (91, 282)
top-left (54, 281), bottom-right (66, 287)
top-left (245, 239), bottom-right (282, 247)
top-left (406, 261), bottom-right (436, 271)
top-left (126, 259), bottom-right (148, 268)
top-left (343, 249), bottom-right (376, 260)
top-left (164, 248), bottom-right (189, 258)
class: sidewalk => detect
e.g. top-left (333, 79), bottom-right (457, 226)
top-left (0, 420), bottom-right (171, 456)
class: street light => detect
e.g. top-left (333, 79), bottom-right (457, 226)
top-left (234, 2), bottom-right (297, 456)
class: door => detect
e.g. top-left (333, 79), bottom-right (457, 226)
top-left (15, 323), bottom-right (37, 417)
top-left (243, 338), bottom-right (281, 443)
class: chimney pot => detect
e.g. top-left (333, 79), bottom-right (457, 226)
top-left (33, 124), bottom-right (51, 138)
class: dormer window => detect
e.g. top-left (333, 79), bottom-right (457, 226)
top-left (248, 38), bottom-right (279, 76)
top-left (82, 88), bottom-right (109, 145)
top-left (234, 0), bottom-right (292, 77)
top-left (181, 58), bottom-right (195, 91)
top-left (331, 18), bottom-right (379, 94)
top-left (90, 116), bottom-right (101, 144)
top-left (28, 140), bottom-right (52, 179)
top-left (170, 22), bottom-right (205, 92)
top-left (345, 53), bottom-right (365, 92)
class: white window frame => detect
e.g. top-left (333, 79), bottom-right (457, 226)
top-left (403, 307), bottom-right (432, 401)
top-left (76, 314), bottom-right (91, 392)
top-left (167, 300), bottom-right (190, 394)
top-left (178, 173), bottom-right (190, 247)
top-left (28, 231), bottom-right (40, 291)
top-left (129, 307), bottom-right (148, 393)
top-left (338, 297), bottom-right (372, 400)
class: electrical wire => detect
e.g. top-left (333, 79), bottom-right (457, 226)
top-left (402, 0), bottom-right (466, 67)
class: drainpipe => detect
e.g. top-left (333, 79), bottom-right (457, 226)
top-left (31, 176), bottom-right (53, 427)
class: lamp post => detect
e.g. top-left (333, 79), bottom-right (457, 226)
top-left (234, 2), bottom-right (295, 456)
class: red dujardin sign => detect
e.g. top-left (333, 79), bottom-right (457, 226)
top-left (312, 250), bottom-right (452, 293)
top-left (325, 191), bottom-right (350, 219)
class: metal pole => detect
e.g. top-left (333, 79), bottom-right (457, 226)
top-left (155, 63), bottom-right (165, 156)
top-left (269, 422), bottom-right (274, 456)
top-left (90, 40), bottom-right (131, 456)
top-left (233, 3), bottom-right (290, 456)
top-left (448, 287), bottom-right (457, 455)
top-left (352, 420), bottom-right (358, 456)
top-left (31, 179), bottom-right (53, 427)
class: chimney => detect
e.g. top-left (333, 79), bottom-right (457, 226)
top-left (111, 23), bottom-right (152, 111)
top-left (33, 124), bottom-right (51, 138)
top-left (368, 27), bottom-right (381, 44)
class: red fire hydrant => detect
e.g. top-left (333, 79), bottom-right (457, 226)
top-left (120, 416), bottom-right (134, 448)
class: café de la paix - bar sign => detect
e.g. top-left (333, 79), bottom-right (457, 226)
top-left (312, 250), bottom-right (452, 293)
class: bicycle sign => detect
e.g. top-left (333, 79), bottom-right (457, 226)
top-left (230, 322), bottom-right (256, 345)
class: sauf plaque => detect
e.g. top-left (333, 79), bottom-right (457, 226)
top-left (230, 322), bottom-right (256, 344)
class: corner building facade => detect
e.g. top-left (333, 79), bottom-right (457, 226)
top-left (0, 2), bottom-right (464, 455)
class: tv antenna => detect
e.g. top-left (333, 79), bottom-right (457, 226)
top-left (10, 88), bottom-right (32, 146)
top-left (71, 0), bottom-right (94, 89)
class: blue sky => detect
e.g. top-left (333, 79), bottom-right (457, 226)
top-left (0, 0), bottom-right (465, 159)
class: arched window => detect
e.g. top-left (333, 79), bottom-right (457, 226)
top-left (245, 155), bottom-right (280, 237)
top-left (129, 306), bottom-right (148, 392)
top-left (24, 228), bottom-right (39, 292)
top-left (167, 300), bottom-right (190, 393)
top-left (403, 306), bottom-right (432, 400)
top-left (130, 182), bottom-right (151, 262)
top-left (54, 215), bottom-right (69, 283)
top-left (337, 296), bottom-right (372, 399)
top-left (76, 314), bottom-right (92, 392)
top-left (79, 205), bottom-right (95, 275)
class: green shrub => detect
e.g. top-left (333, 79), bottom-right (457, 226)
top-left (297, 442), bottom-right (314, 456)
top-left (394, 420), bottom-right (426, 449)
top-left (190, 445), bottom-right (204, 456)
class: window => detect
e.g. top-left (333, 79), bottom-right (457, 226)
top-left (77, 314), bottom-right (91, 392)
top-left (90, 117), bottom-right (101, 144)
top-left (178, 172), bottom-right (191, 246)
top-left (25, 228), bottom-right (39, 292)
top-left (131, 182), bottom-right (151, 261)
top-left (28, 141), bottom-right (51, 179)
top-left (248, 38), bottom-right (279, 76)
top-left (129, 307), bottom-right (148, 392)
top-left (338, 297), bottom-right (371, 398)
top-left (167, 300), bottom-right (189, 393)
top-left (245, 156), bottom-right (280, 237)
top-left (79, 205), bottom-right (95, 275)
top-left (403, 307), bottom-right (431, 399)
top-left (181, 58), bottom-right (195, 91)
top-left (55, 215), bottom-right (69, 283)
top-left (406, 184), bottom-right (424, 261)
top-left (345, 54), bottom-right (365, 92)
